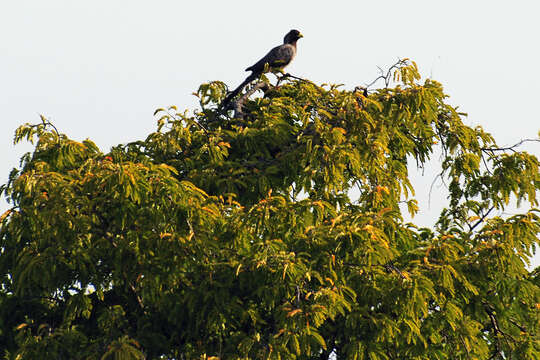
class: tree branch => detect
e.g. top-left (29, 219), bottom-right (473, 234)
top-left (365, 59), bottom-right (410, 89)
top-left (233, 81), bottom-right (269, 118)
top-left (481, 138), bottom-right (540, 153)
top-left (468, 206), bottom-right (495, 232)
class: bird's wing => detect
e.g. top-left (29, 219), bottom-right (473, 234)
top-left (245, 44), bottom-right (296, 73)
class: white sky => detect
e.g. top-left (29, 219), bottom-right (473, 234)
top-left (1, 1), bottom-right (539, 265)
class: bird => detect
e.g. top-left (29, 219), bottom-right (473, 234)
top-left (221, 29), bottom-right (303, 109)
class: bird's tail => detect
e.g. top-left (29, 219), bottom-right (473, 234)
top-left (220, 72), bottom-right (258, 110)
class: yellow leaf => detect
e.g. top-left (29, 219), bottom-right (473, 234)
top-left (402, 271), bottom-right (411, 280)
top-left (153, 108), bottom-right (165, 115)
top-left (312, 201), bottom-right (325, 209)
top-left (363, 224), bottom-right (374, 232)
top-left (0, 209), bottom-right (12, 222)
top-left (287, 309), bottom-right (303, 317)
top-left (202, 206), bottom-right (218, 216)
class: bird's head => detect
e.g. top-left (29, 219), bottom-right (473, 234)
top-left (284, 29), bottom-right (303, 44)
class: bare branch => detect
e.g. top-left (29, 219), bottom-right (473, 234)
top-left (428, 172), bottom-right (444, 209)
top-left (365, 58), bottom-right (410, 89)
top-left (233, 81), bottom-right (269, 118)
top-left (481, 138), bottom-right (540, 153)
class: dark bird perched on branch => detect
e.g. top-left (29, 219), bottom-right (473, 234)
top-left (221, 29), bottom-right (303, 109)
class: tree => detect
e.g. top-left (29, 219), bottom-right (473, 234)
top-left (1, 60), bottom-right (540, 359)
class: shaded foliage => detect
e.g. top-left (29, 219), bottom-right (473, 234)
top-left (1, 61), bottom-right (540, 359)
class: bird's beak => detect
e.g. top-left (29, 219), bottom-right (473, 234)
top-left (298, 33), bottom-right (304, 38)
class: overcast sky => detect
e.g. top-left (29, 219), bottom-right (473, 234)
top-left (2, 1), bottom-right (539, 265)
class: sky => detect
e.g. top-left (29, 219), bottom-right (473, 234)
top-left (1, 1), bottom-right (539, 264)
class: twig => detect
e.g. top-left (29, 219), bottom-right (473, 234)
top-left (168, 108), bottom-right (208, 134)
top-left (481, 138), bottom-right (540, 153)
top-left (281, 73), bottom-right (316, 86)
top-left (481, 154), bottom-right (493, 176)
top-left (428, 172), bottom-right (444, 209)
top-left (39, 114), bottom-right (60, 137)
top-left (129, 283), bottom-right (146, 313)
top-left (344, 262), bottom-right (407, 280)
top-left (383, 262), bottom-right (407, 280)
top-left (508, 318), bottom-right (527, 333)
top-left (483, 301), bottom-right (516, 357)
top-left (365, 59), bottom-right (409, 89)
top-left (469, 206), bottom-right (494, 232)
top-left (458, 334), bottom-right (473, 360)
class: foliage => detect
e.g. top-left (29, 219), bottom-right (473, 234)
top-left (1, 60), bottom-right (540, 359)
